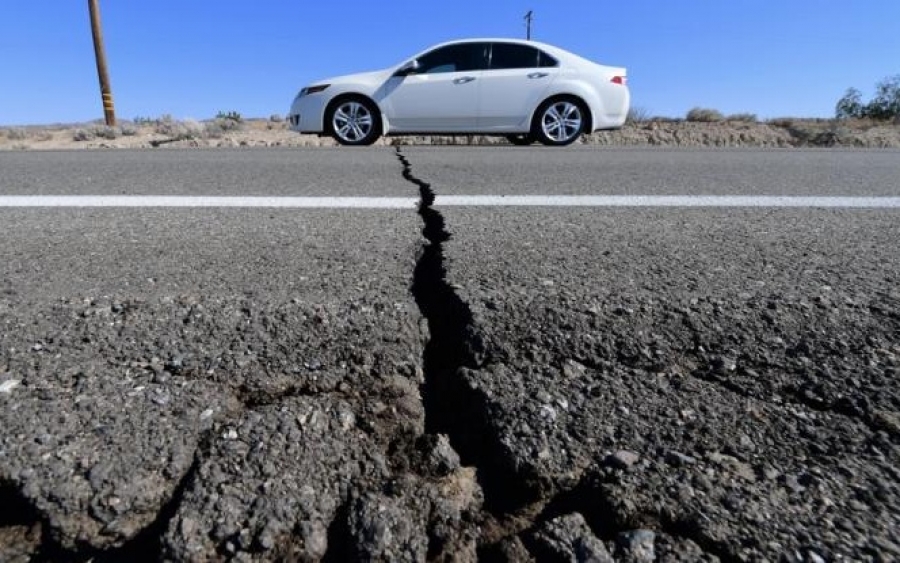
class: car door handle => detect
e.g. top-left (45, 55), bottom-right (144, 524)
top-left (528, 72), bottom-right (549, 79)
top-left (453, 76), bottom-right (476, 84)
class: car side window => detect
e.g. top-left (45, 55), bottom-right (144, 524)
top-left (490, 43), bottom-right (541, 70)
top-left (416, 43), bottom-right (488, 74)
top-left (538, 50), bottom-right (559, 68)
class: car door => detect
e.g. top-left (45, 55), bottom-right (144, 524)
top-left (478, 43), bottom-right (560, 130)
top-left (381, 42), bottom-right (489, 132)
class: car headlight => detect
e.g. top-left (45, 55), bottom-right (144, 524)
top-left (299, 84), bottom-right (330, 97)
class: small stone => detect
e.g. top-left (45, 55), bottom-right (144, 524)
top-left (200, 408), bottom-right (215, 420)
top-left (539, 404), bottom-right (558, 422)
top-left (563, 360), bottom-right (588, 379)
top-left (617, 529), bottom-right (656, 563)
top-left (665, 451), bottom-right (697, 466)
top-left (152, 371), bottom-right (171, 384)
top-left (608, 450), bottom-right (640, 469)
top-left (421, 434), bottom-right (460, 476)
top-left (165, 355), bottom-right (185, 373)
top-left (0, 379), bottom-right (22, 394)
top-left (710, 356), bottom-right (736, 373)
top-left (807, 550), bottom-right (826, 563)
top-left (530, 513), bottom-right (613, 563)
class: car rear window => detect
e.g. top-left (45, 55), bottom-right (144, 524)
top-left (538, 50), bottom-right (559, 68)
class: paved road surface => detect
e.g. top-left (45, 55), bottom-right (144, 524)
top-left (1, 147), bottom-right (899, 562)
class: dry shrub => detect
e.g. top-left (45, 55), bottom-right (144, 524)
top-left (727, 113), bottom-right (758, 123)
top-left (767, 117), bottom-right (795, 128)
top-left (3, 127), bottom-right (28, 140)
top-left (626, 106), bottom-right (651, 124)
top-left (72, 128), bottom-right (93, 142)
top-left (77, 125), bottom-right (118, 140)
top-left (686, 107), bottom-right (724, 122)
top-left (154, 117), bottom-right (204, 140)
top-left (203, 117), bottom-right (244, 138)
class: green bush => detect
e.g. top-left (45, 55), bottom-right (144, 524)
top-left (216, 110), bottom-right (243, 122)
top-left (836, 75), bottom-right (900, 120)
top-left (685, 107), bottom-right (724, 122)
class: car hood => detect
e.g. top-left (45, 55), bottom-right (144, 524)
top-left (317, 68), bottom-right (395, 88)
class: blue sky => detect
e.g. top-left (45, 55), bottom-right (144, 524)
top-left (1, 1), bottom-right (898, 125)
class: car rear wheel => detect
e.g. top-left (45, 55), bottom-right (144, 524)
top-left (533, 98), bottom-right (587, 146)
top-left (327, 97), bottom-right (381, 146)
top-left (506, 133), bottom-right (536, 146)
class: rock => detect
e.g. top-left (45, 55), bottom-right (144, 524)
top-left (163, 397), bottom-right (381, 562)
top-left (419, 434), bottom-right (461, 476)
top-left (0, 379), bottom-right (21, 394)
top-left (0, 369), bottom-right (234, 553)
top-left (529, 512), bottom-right (613, 563)
top-left (348, 493), bottom-right (428, 562)
top-left (710, 356), bottom-right (737, 373)
top-left (490, 535), bottom-right (536, 562)
top-left (708, 452), bottom-right (756, 482)
top-left (608, 450), bottom-right (641, 470)
top-left (807, 550), bottom-right (826, 563)
top-left (616, 529), bottom-right (656, 563)
top-left (665, 451), bottom-right (697, 467)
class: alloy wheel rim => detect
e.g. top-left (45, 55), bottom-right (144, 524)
top-left (542, 102), bottom-right (582, 142)
top-left (333, 102), bottom-right (373, 142)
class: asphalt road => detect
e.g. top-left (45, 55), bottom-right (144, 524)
top-left (1, 147), bottom-right (899, 562)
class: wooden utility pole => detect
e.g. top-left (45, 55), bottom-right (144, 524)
top-left (524, 10), bottom-right (534, 40)
top-left (88, 0), bottom-right (116, 126)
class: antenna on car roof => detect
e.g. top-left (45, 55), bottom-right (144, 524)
top-left (524, 10), bottom-right (534, 40)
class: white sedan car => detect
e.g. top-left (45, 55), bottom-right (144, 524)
top-left (288, 39), bottom-right (629, 146)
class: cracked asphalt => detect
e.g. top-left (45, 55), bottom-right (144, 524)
top-left (1, 147), bottom-right (899, 562)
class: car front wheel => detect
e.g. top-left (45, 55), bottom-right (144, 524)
top-left (327, 97), bottom-right (381, 146)
top-left (533, 98), bottom-right (587, 146)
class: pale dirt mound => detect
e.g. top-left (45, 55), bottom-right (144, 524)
top-left (2, 118), bottom-right (899, 150)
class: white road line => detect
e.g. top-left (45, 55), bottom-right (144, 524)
top-left (1, 195), bottom-right (900, 208)
top-left (435, 195), bottom-right (900, 208)
top-left (0, 196), bottom-right (419, 208)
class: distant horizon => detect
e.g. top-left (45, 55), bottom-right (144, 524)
top-left (2, 0), bottom-right (899, 126)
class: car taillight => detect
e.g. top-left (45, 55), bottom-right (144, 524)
top-left (611, 76), bottom-right (626, 85)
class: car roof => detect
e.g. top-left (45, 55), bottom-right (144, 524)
top-left (418, 38), bottom-right (573, 58)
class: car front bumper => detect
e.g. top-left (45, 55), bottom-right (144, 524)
top-left (287, 94), bottom-right (328, 134)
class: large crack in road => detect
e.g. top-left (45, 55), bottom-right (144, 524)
top-left (397, 147), bottom-right (558, 515)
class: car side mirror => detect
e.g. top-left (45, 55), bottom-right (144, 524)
top-left (396, 59), bottom-right (421, 76)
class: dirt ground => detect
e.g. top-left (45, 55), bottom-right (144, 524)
top-left (2, 117), bottom-right (899, 150)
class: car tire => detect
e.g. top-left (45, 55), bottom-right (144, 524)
top-left (506, 133), bottom-right (536, 146)
top-left (532, 97), bottom-right (587, 146)
top-left (326, 97), bottom-right (381, 146)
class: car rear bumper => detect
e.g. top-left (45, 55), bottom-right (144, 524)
top-left (589, 86), bottom-right (630, 131)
